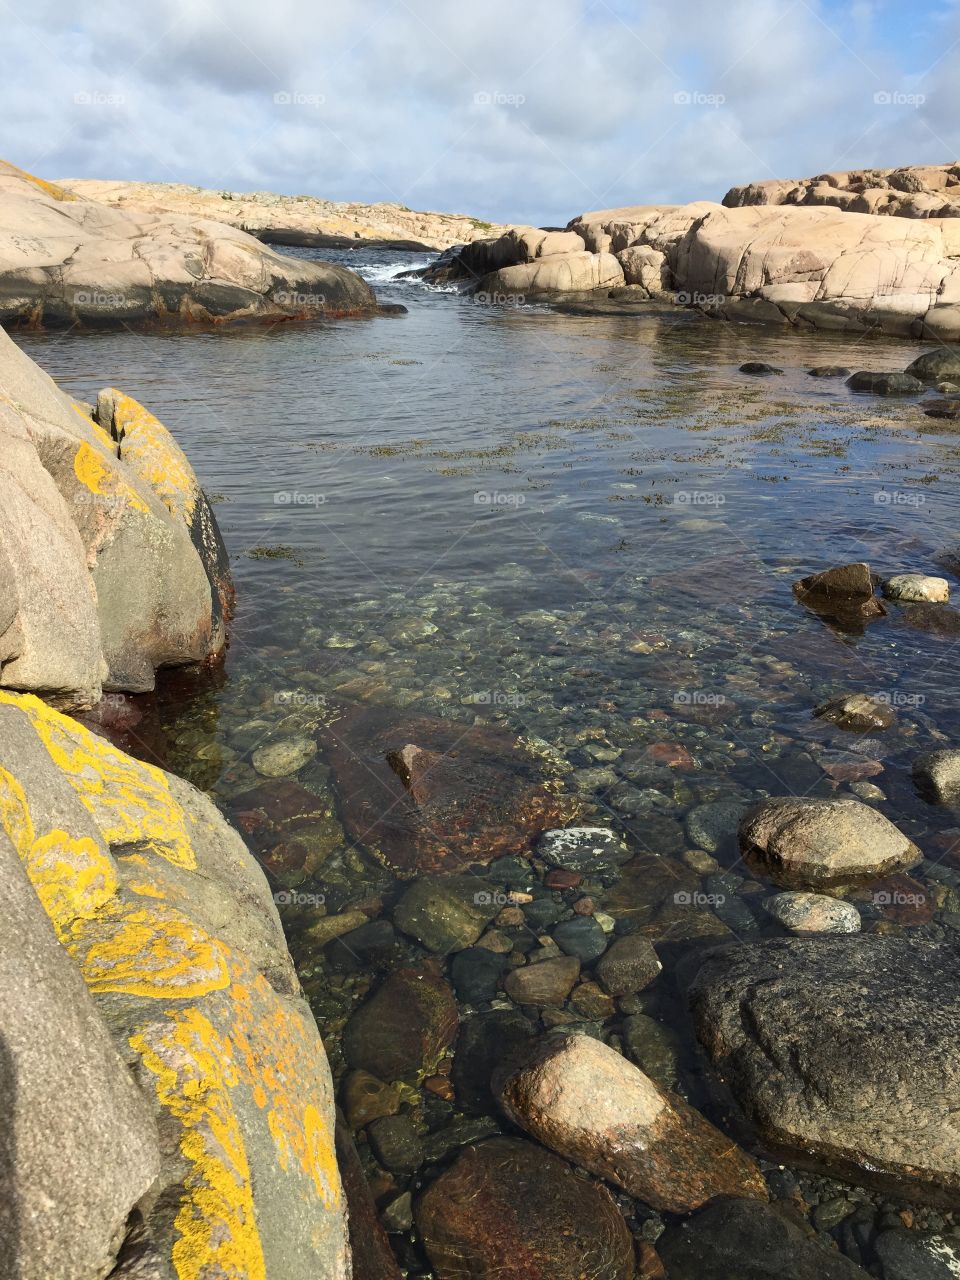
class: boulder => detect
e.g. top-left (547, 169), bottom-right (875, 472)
top-left (739, 797), bottom-right (920, 888)
top-left (0, 159), bottom-right (376, 326)
top-left (393, 874), bottom-right (499, 954)
top-left (415, 1137), bottom-right (636, 1280)
top-left (724, 165), bottom-right (960, 221)
top-left (690, 936), bottom-right (960, 1204)
top-left (478, 251), bottom-right (625, 296)
top-left (495, 1033), bottom-right (767, 1213)
top-left (906, 348), bottom-right (960, 383)
top-left (616, 245), bottom-right (671, 292)
top-left (764, 891), bottom-right (861, 934)
top-left (814, 692), bottom-right (895, 732)
top-left (913, 749), bottom-right (960, 805)
top-left (342, 962), bottom-right (459, 1081)
top-left (846, 371), bottom-right (924, 395)
top-left (925, 399), bottom-right (960, 421)
top-left (595, 934), bottom-right (662, 995)
top-left (318, 705), bottom-right (580, 876)
top-left (794, 562), bottom-right (874, 599)
top-left (883, 573), bottom-right (950, 603)
top-left (0, 688), bottom-right (349, 1279)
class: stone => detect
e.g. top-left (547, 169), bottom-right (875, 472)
top-left (657, 1197), bottom-right (871, 1279)
top-left (335, 1117), bottom-right (403, 1280)
top-left (0, 159), bottom-right (376, 327)
top-left (570, 981), bottom-right (617, 1020)
top-left (740, 361), bottom-right (783, 375)
top-left (415, 1137), bottom-right (636, 1280)
top-left (552, 915), bottom-right (608, 962)
top-left (925, 399), bottom-right (960, 421)
top-left (503, 956), bottom-right (580, 1006)
top-left (689, 936), bottom-right (960, 1203)
top-left (685, 800), bottom-right (750, 857)
top-left (914, 750), bottom-right (960, 805)
top-left (342, 963), bottom-right (459, 1082)
top-left (452, 1010), bottom-right (536, 1114)
top-left (341, 1070), bottom-right (403, 1130)
top-left (596, 935), bottom-right (662, 995)
top-left (393, 874), bottom-right (498, 954)
top-left (450, 947), bottom-right (510, 1003)
top-left (620, 1014), bottom-right (684, 1090)
top-left (319, 705), bottom-right (580, 875)
top-left (366, 1113), bottom-right (424, 1174)
top-left (537, 825), bottom-right (630, 872)
top-left (252, 734), bottom-right (317, 777)
top-left (846, 371), bottom-right (924, 395)
top-left (906, 349), bottom-right (960, 384)
top-left (814, 692), bottom-right (895, 732)
top-left (0, 689), bottom-right (350, 1279)
top-left (873, 1229), bottom-right (960, 1279)
top-left (496, 1033), bottom-right (766, 1213)
top-left (739, 797), bottom-right (920, 888)
top-left (381, 1192), bottom-right (414, 1234)
top-left (808, 365), bottom-right (851, 377)
top-left (764, 891), bottom-right (861, 934)
top-left (617, 244), bottom-right (670, 291)
top-left (794, 561), bottom-right (874, 599)
top-left (478, 250), bottom-right (625, 296)
top-left (883, 574), bottom-right (950, 603)
top-left (902, 603), bottom-right (960, 635)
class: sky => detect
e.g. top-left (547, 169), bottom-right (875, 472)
top-left (3, 0), bottom-right (960, 225)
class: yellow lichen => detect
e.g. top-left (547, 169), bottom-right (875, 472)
top-left (0, 160), bottom-right (79, 201)
top-left (106, 390), bottom-right (197, 525)
top-left (72, 440), bottom-right (150, 516)
top-left (71, 399), bottom-right (118, 453)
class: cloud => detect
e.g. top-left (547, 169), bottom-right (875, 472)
top-left (1, 0), bottom-right (958, 224)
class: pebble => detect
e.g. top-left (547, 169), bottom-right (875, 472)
top-left (251, 735), bottom-right (317, 777)
top-left (553, 916), bottom-right (608, 962)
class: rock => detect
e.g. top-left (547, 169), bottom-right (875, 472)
top-left (794, 561), bottom-right (874, 599)
top-left (366, 1113), bottom-right (424, 1174)
top-left (335, 1116), bottom-right (403, 1280)
top-left (873, 1228), bottom-right (960, 1279)
top-left (846, 371), bottom-right (924, 395)
top-left (552, 915), bottom-right (608, 962)
top-left (689, 936), bottom-right (960, 1203)
top-left (740, 361), bottom-right (783, 375)
top-left (537, 826), bottom-right (630, 872)
top-left (913, 750), bottom-right (960, 805)
top-left (685, 800), bottom-right (750, 856)
top-left (0, 159), bottom-right (376, 327)
top-left (617, 244), bottom-right (670, 291)
top-left (503, 956), bottom-right (580, 1007)
top-left (415, 1137), bottom-right (636, 1280)
top-left (342, 963), bottom-right (459, 1082)
top-left (496, 1033), bottom-right (766, 1213)
top-left (814, 692), bottom-right (895, 732)
top-left (739, 797), bottom-right (920, 888)
top-left (0, 328), bottom-right (231, 704)
top-left (0, 689), bottom-right (349, 1279)
top-left (381, 1191), bottom-right (414, 1234)
top-left (883, 574), bottom-right (951, 603)
top-left (569, 980), bottom-right (617, 1020)
top-left (450, 947), bottom-right (510, 1003)
top-left (252, 734), bottom-right (318, 777)
top-left (341, 1069), bottom-right (403, 1130)
top-left (657, 1197), bottom-right (871, 1279)
top-left (319, 705), bottom-right (579, 875)
top-left (620, 1014), bottom-right (684, 1090)
top-left (924, 399), bottom-right (960, 421)
top-left (906, 349), bottom-right (960, 384)
top-left (808, 365), bottom-right (851, 377)
top-left (478, 250), bottom-right (625, 297)
top-left (901, 602), bottom-right (960, 635)
top-left (452, 1011), bottom-right (536, 1114)
top-left (596, 934), bottom-right (662, 995)
top-left (765, 891), bottom-right (861, 934)
top-left (393, 874), bottom-right (498, 954)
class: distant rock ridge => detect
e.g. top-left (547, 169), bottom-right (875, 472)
top-left (723, 163), bottom-right (960, 219)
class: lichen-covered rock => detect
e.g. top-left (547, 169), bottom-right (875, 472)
top-left (0, 689), bottom-right (349, 1280)
top-left (0, 328), bottom-right (231, 704)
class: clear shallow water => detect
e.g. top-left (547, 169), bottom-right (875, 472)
top-left (17, 247), bottom-right (960, 1262)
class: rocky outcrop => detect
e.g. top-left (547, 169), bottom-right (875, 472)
top-left (59, 176), bottom-right (510, 253)
top-left (723, 164), bottom-right (960, 220)
top-left (689, 936), bottom-right (960, 1205)
top-left (0, 688), bottom-right (349, 1279)
top-left (0, 327), bottom-right (230, 706)
top-left (0, 160), bottom-right (377, 327)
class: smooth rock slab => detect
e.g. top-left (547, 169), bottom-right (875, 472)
top-left (689, 936), bottom-right (960, 1204)
top-left (883, 574), bottom-right (950, 603)
top-left (764, 891), bottom-right (861, 934)
top-left (739, 797), bottom-right (920, 888)
top-left (495, 1033), bottom-right (767, 1213)
top-left (415, 1137), bottom-right (636, 1280)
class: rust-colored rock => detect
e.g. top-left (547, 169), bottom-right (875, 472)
top-left (496, 1034), bottom-right (767, 1214)
top-left (319, 704), bottom-right (580, 875)
top-left (335, 1114), bottom-right (403, 1280)
top-left (415, 1137), bottom-right (636, 1280)
top-left (503, 956), bottom-right (580, 1007)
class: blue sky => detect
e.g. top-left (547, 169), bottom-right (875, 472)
top-left (2, 0), bottom-right (959, 224)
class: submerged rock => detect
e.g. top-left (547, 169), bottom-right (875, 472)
top-left (808, 365), bottom-right (851, 378)
top-left (764, 891), bottom-right (861, 934)
top-left (537, 826), bottom-right (630, 873)
top-left (739, 361), bottom-right (783, 375)
top-left (342, 962), bottom-right (459, 1082)
top-left (495, 1033), bottom-right (767, 1213)
top-left (415, 1137), bottom-right (636, 1280)
top-left (252, 734), bottom-right (317, 777)
top-left (503, 955), bottom-right (580, 1007)
top-left (913, 750), bottom-right (960, 805)
top-left (393, 874), bottom-right (498, 954)
top-left (595, 934), bottom-right (662, 995)
top-left (739, 797), bottom-right (920, 888)
top-left (689, 936), bottom-right (960, 1204)
top-left (846, 371), bottom-right (923, 395)
top-left (319, 705), bottom-right (580, 875)
top-left (924, 399), bottom-right (960, 421)
top-left (814, 692), bottom-right (895, 732)
top-left (905, 349), bottom-right (960, 384)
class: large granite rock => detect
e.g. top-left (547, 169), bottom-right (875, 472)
top-left (723, 164), bottom-right (960, 220)
top-left (0, 160), bottom-right (376, 326)
top-left (689, 936), bottom-right (960, 1205)
top-left (495, 1033), bottom-right (767, 1213)
top-left (0, 328), bottom-right (231, 704)
top-left (0, 688), bottom-right (349, 1278)
top-left (478, 250), bottom-right (625, 296)
top-left (415, 1136), bottom-right (636, 1279)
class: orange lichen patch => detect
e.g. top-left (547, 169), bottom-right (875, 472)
top-left (129, 880), bottom-right (167, 898)
top-left (0, 159), bottom-right (79, 201)
top-left (72, 440), bottom-right (150, 516)
top-left (69, 902), bottom-right (230, 999)
top-left (131, 1008), bottom-right (267, 1280)
top-left (106, 389), bottom-right (197, 524)
top-left (0, 692), bottom-right (198, 870)
top-left (229, 961), bottom-right (340, 1210)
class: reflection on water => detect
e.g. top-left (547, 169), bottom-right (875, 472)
top-left (16, 246), bottom-right (960, 1262)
